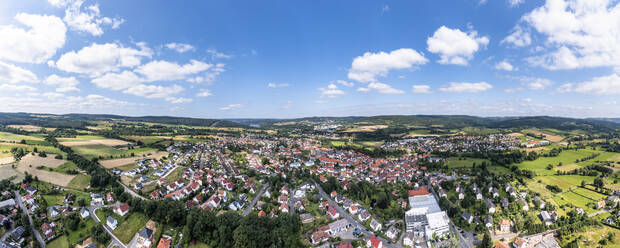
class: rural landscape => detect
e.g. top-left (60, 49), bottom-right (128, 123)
top-left (0, 113), bottom-right (619, 248)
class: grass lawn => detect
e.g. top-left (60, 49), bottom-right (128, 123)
top-left (67, 174), bottom-right (91, 190)
top-left (67, 218), bottom-right (97, 245)
top-left (559, 224), bottom-right (620, 247)
top-left (163, 167), bottom-right (184, 182)
top-left (190, 242), bottom-right (211, 248)
top-left (116, 163), bottom-right (140, 171)
top-left (42, 190), bottom-right (91, 206)
top-left (445, 157), bottom-right (491, 168)
top-left (536, 175), bottom-right (595, 191)
top-left (52, 161), bottom-right (78, 173)
top-left (113, 212), bottom-right (149, 244)
top-left (47, 235), bottom-right (69, 248)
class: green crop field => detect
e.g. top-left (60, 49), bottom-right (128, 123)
top-left (0, 143), bottom-right (65, 157)
top-left (67, 174), bottom-right (91, 190)
top-left (57, 135), bottom-right (108, 142)
top-left (113, 212), bottom-right (150, 244)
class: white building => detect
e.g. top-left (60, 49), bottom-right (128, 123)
top-left (424, 211), bottom-right (450, 240)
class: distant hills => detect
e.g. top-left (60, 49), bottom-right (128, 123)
top-left (1, 112), bottom-right (619, 133)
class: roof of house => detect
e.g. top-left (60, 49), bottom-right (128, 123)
top-left (139, 227), bottom-right (153, 239)
top-left (156, 237), bottom-right (171, 248)
top-left (408, 186), bottom-right (430, 196)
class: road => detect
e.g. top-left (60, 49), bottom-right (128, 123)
top-left (312, 181), bottom-right (396, 248)
top-left (87, 205), bottom-right (127, 248)
top-left (120, 183), bottom-right (146, 201)
top-left (588, 209), bottom-right (610, 217)
top-left (242, 184), bottom-right (268, 216)
top-left (288, 189), bottom-right (295, 214)
top-left (13, 191), bottom-right (46, 248)
top-left (143, 166), bottom-right (179, 186)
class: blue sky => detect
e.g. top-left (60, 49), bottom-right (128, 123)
top-left (1, 0), bottom-right (620, 118)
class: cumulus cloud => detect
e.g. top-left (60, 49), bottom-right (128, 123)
top-left (334, 80), bottom-right (354, 87)
top-left (427, 26), bottom-right (489, 65)
top-left (319, 83), bottom-right (345, 98)
top-left (439, 82), bottom-right (493, 93)
top-left (57, 0), bottom-right (124, 36)
top-left (357, 82), bottom-right (404, 94)
top-left (0, 61), bottom-right (39, 84)
top-left (196, 90), bottom-right (212, 97)
top-left (521, 77), bottom-right (552, 90)
top-left (0, 84), bottom-right (37, 92)
top-left (267, 82), bottom-right (289, 88)
top-left (186, 64), bottom-right (226, 84)
top-left (0, 13), bottom-right (66, 64)
top-left (135, 60), bottom-right (211, 82)
top-left (556, 83), bottom-right (573, 93)
top-left (44, 74), bottom-right (80, 92)
top-left (509, 0), bottom-right (525, 7)
top-left (348, 48), bottom-right (428, 83)
top-left (122, 84), bottom-right (189, 103)
top-left (513, 0), bottom-right (620, 70)
top-left (91, 71), bottom-right (142, 91)
top-left (56, 42), bottom-right (152, 76)
top-left (572, 74), bottom-right (620, 95)
top-left (220, 103), bottom-right (242, 110)
top-left (166, 43), bottom-right (195, 53)
top-left (412, 85), bottom-right (432, 94)
top-left (502, 26), bottom-right (532, 47)
top-left (494, 60), bottom-right (516, 71)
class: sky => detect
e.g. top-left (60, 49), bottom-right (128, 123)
top-left (1, 0), bottom-right (620, 119)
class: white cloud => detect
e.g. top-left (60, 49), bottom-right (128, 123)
top-left (220, 103), bottom-right (242, 110)
top-left (43, 92), bottom-right (64, 99)
top-left (515, 0), bottom-right (620, 70)
top-left (509, 0), bottom-right (525, 7)
top-left (0, 84), bottom-right (37, 92)
top-left (348, 48), bottom-right (428, 83)
top-left (556, 83), bottom-right (573, 93)
top-left (206, 49), bottom-right (232, 59)
top-left (319, 83), bottom-right (346, 98)
top-left (494, 60), bottom-right (516, 71)
top-left (123, 84), bottom-right (185, 102)
top-left (91, 71), bottom-right (142, 90)
top-left (357, 82), bottom-right (404, 94)
top-left (502, 26), bottom-right (532, 47)
top-left (573, 74), bottom-right (620, 95)
top-left (44, 74), bottom-right (80, 92)
top-left (186, 63), bottom-right (225, 84)
top-left (166, 43), bottom-right (195, 53)
top-left (0, 13), bottom-right (66, 64)
top-left (439, 82), bottom-right (493, 93)
top-left (334, 80), bottom-right (354, 87)
top-left (61, 0), bottom-right (124, 36)
top-left (56, 42), bottom-right (152, 76)
top-left (0, 61), bottom-right (39, 84)
top-left (135, 60), bottom-right (211, 82)
top-left (412, 85), bottom-right (432, 94)
top-left (166, 97), bottom-right (193, 104)
top-left (521, 77), bottom-right (552, 90)
top-left (267, 82), bottom-right (290, 88)
top-left (427, 26), bottom-right (489, 65)
top-left (196, 90), bottom-right (212, 98)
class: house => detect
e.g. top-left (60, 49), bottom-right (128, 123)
top-left (23, 194), bottom-right (35, 205)
top-left (495, 241), bottom-right (510, 248)
top-left (327, 219), bottom-right (352, 236)
top-left (300, 213), bottom-right (314, 223)
top-left (311, 230), bottom-right (329, 245)
top-left (335, 241), bottom-right (353, 248)
top-left (0, 241), bottom-right (16, 248)
top-left (607, 195), bottom-right (620, 208)
top-left (462, 212), bottom-right (473, 224)
top-left (137, 227), bottom-right (154, 248)
top-left (358, 210), bottom-right (371, 222)
top-left (597, 200), bottom-right (606, 209)
top-left (279, 203), bottom-right (289, 213)
top-left (386, 226), bottom-right (399, 240)
top-left (369, 218), bottom-right (382, 232)
top-left (533, 196), bottom-right (546, 209)
top-left (24, 185), bottom-right (37, 195)
top-left (501, 198), bottom-right (510, 209)
top-left (0, 199), bottom-right (16, 210)
top-left (348, 204), bottom-right (359, 215)
top-left (499, 219), bottom-right (511, 233)
top-left (484, 215), bottom-right (493, 228)
top-left (540, 211), bottom-right (553, 226)
top-left (458, 188), bottom-right (465, 200)
top-left (80, 208), bottom-right (90, 218)
top-left (403, 232), bottom-right (416, 247)
top-left (485, 199), bottom-right (496, 213)
top-left (107, 216), bottom-right (118, 230)
top-left (114, 203), bottom-right (130, 216)
top-left (41, 223), bottom-right (55, 240)
top-left (491, 188), bottom-right (500, 198)
top-left (366, 235), bottom-right (383, 248)
top-left (327, 206), bottom-right (339, 220)
top-left (10, 226), bottom-right (25, 240)
top-left (156, 237), bottom-right (172, 248)
top-left (49, 206), bottom-right (60, 218)
top-left (519, 198), bottom-right (529, 211)
top-left (513, 237), bottom-right (527, 248)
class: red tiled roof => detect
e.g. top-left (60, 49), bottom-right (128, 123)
top-left (408, 186), bottom-right (429, 196)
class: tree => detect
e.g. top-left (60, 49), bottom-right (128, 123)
top-left (581, 180), bottom-right (586, 187)
top-left (479, 232), bottom-right (492, 248)
top-left (594, 178), bottom-right (604, 189)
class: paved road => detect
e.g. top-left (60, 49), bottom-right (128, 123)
top-left (242, 184), bottom-right (268, 216)
top-left (14, 191), bottom-right (46, 248)
top-left (288, 189), bottom-right (295, 214)
top-left (143, 166), bottom-right (179, 186)
top-left (120, 183), bottom-right (147, 201)
top-left (312, 181), bottom-right (397, 248)
top-left (87, 205), bottom-right (127, 248)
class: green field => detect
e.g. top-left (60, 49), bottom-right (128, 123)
top-left (42, 189), bottom-right (92, 206)
top-left (67, 218), bottom-right (98, 245)
top-left (552, 190), bottom-right (600, 214)
top-left (445, 157), bottom-right (491, 168)
top-left (47, 235), bottom-right (69, 248)
top-left (57, 135), bottom-right (108, 142)
top-left (559, 225), bottom-right (620, 247)
top-left (113, 212), bottom-right (149, 244)
top-left (0, 143), bottom-right (65, 157)
top-left (72, 144), bottom-right (127, 159)
top-left (67, 174), bottom-right (91, 190)
top-left (514, 149), bottom-right (599, 176)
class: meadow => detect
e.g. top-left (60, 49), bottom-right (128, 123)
top-left (113, 212), bottom-right (150, 244)
top-left (514, 149), bottom-right (599, 176)
top-left (445, 157), bottom-right (492, 168)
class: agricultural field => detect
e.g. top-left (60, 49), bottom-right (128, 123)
top-left (6, 125), bottom-right (55, 132)
top-left (0, 143), bottom-right (64, 157)
top-left (552, 189), bottom-right (604, 214)
top-left (17, 154), bottom-right (76, 187)
top-left (99, 150), bottom-right (168, 168)
top-left (513, 149), bottom-right (599, 176)
top-left (0, 164), bottom-right (21, 182)
top-left (67, 174), bottom-right (91, 190)
top-left (0, 132), bottom-right (44, 142)
top-left (72, 144), bottom-right (129, 159)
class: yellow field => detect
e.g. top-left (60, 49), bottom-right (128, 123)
top-left (16, 154), bottom-right (75, 186)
